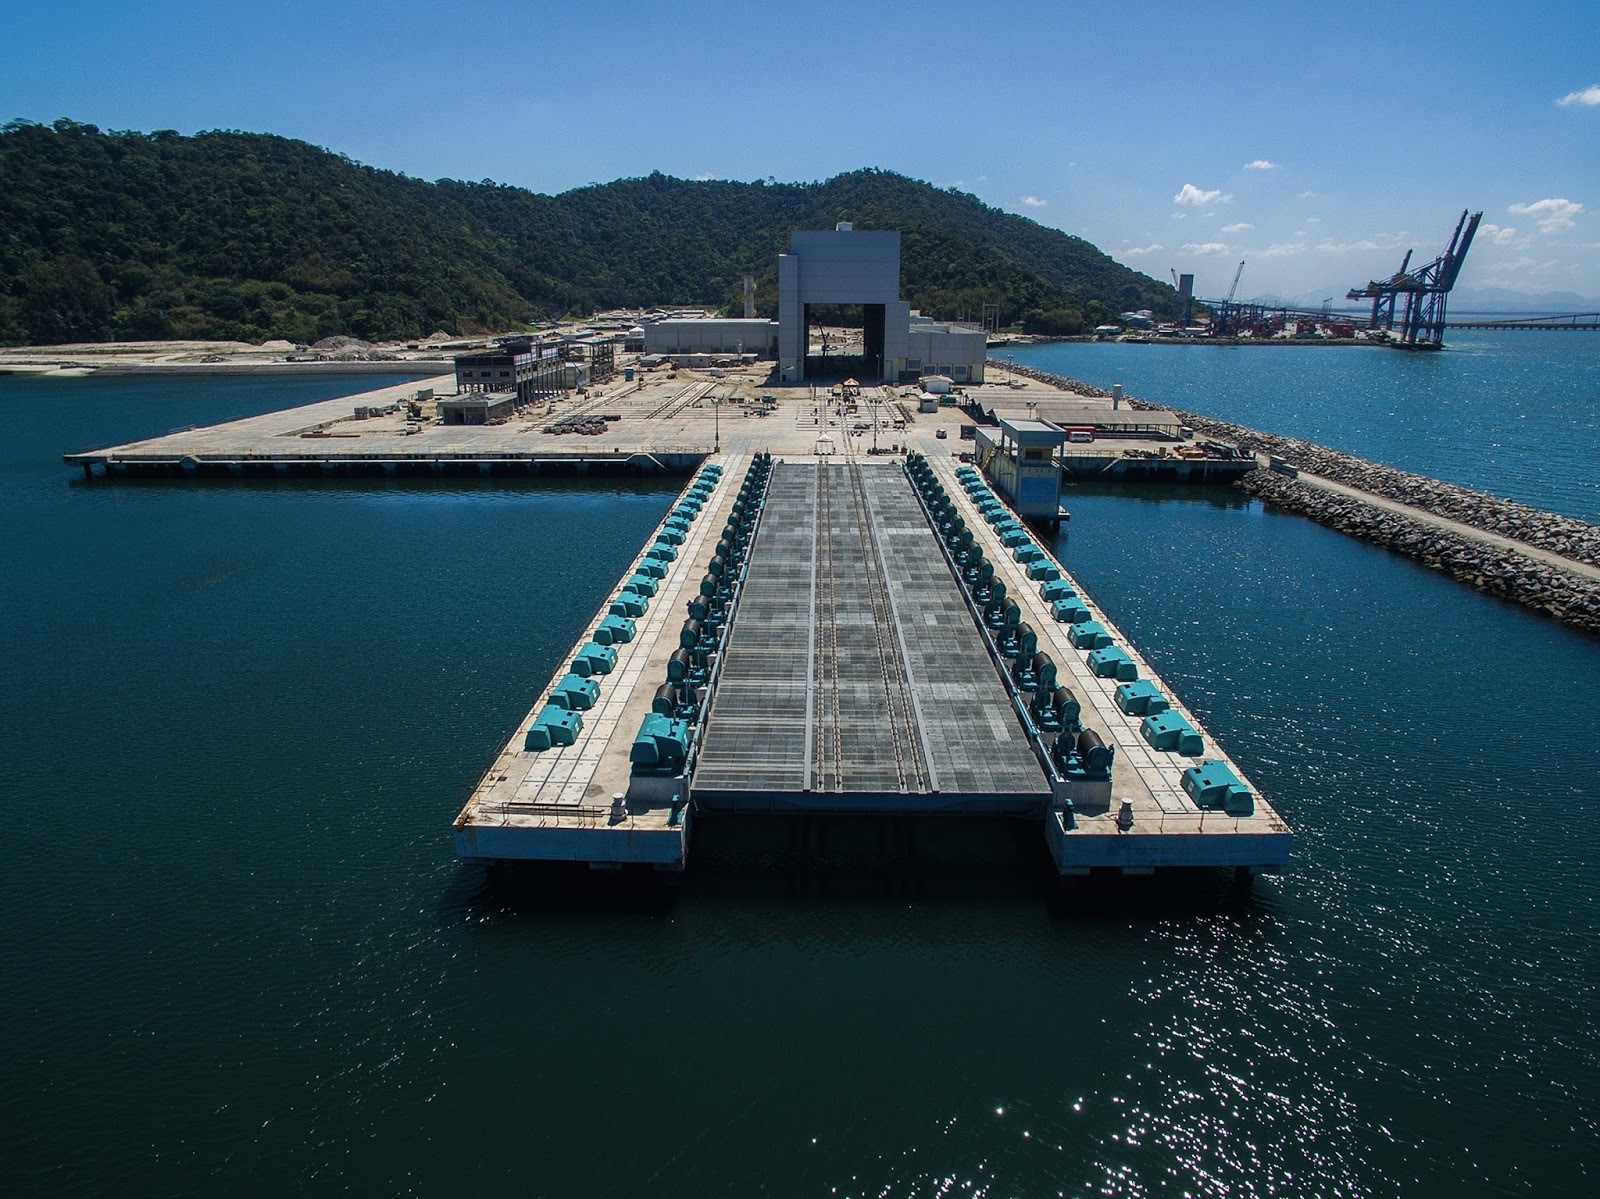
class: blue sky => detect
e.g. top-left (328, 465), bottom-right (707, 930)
top-left (5, 0), bottom-right (1598, 301)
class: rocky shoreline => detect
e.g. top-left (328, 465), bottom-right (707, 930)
top-left (999, 359), bottom-right (1600, 634)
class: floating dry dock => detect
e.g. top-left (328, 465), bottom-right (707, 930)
top-left (454, 452), bottom-right (1291, 877)
top-left (61, 364), bottom-right (1288, 875)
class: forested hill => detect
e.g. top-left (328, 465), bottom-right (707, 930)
top-left (0, 119), bottom-right (1177, 346)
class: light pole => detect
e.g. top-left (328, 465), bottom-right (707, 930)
top-left (713, 395), bottom-right (720, 453)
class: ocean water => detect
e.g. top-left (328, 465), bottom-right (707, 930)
top-left (1003, 331), bottom-right (1600, 523)
top-left (1, 355), bottom-right (1597, 1197)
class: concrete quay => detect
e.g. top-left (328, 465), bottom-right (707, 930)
top-left (64, 357), bottom-right (1250, 481)
top-left (63, 372), bottom-right (719, 477)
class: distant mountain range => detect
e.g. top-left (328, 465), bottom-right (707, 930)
top-left (0, 119), bottom-right (1179, 346)
top-left (1443, 286), bottom-right (1599, 314)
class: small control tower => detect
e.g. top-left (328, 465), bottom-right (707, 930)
top-left (974, 417), bottom-right (1067, 527)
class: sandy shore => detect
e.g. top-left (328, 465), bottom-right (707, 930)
top-left (0, 338), bottom-right (467, 377)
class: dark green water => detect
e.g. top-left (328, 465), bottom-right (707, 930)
top-left (2, 359), bottom-right (1597, 1197)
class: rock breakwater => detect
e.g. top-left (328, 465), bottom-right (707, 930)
top-left (1239, 470), bottom-right (1600, 633)
top-left (1155, 415), bottom-right (1600, 567)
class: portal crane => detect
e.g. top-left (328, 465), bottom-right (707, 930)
top-left (1211, 261), bottom-right (1246, 335)
top-left (1347, 210), bottom-right (1482, 349)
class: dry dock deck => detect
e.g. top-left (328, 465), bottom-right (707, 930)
top-left (693, 462), bottom-right (1047, 808)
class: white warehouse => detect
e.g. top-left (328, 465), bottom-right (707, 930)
top-left (906, 318), bottom-right (989, 385)
top-left (642, 319), bottom-right (778, 356)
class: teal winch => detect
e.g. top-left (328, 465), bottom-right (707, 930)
top-left (1039, 579), bottom-right (1076, 603)
top-left (1115, 679), bottom-right (1169, 717)
top-left (1141, 710), bottom-right (1203, 755)
top-left (570, 641), bottom-right (616, 677)
top-left (1068, 620), bottom-right (1111, 650)
top-left (594, 614), bottom-right (636, 645)
top-left (998, 621), bottom-right (1037, 661)
top-left (1088, 644), bottom-right (1138, 681)
top-left (629, 713), bottom-right (689, 773)
top-left (609, 591), bottom-right (647, 618)
top-left (525, 704), bottom-right (582, 751)
top-left (1031, 683), bottom-right (1080, 734)
top-left (1052, 726), bottom-right (1115, 780)
top-left (549, 672), bottom-right (600, 712)
top-left (1181, 760), bottom-right (1255, 816)
top-left (1052, 598), bottom-right (1091, 624)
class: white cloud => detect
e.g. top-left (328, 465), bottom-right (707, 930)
top-left (1180, 242), bottom-right (1230, 255)
top-left (1296, 190), bottom-right (1318, 200)
top-left (1315, 239), bottom-right (1383, 253)
top-left (1557, 84), bottom-right (1600, 107)
top-left (1307, 217), bottom-right (1321, 224)
top-left (1259, 243), bottom-right (1305, 257)
top-left (1508, 198), bottom-right (1584, 233)
top-left (1021, 195), bottom-right (1047, 208)
top-left (1220, 222), bottom-right (1254, 233)
top-left (1170, 211), bottom-right (1188, 220)
top-left (1174, 183), bottom-right (1228, 205)
top-left (1244, 159), bottom-right (1277, 170)
top-left (1479, 222), bottom-right (1519, 245)
top-left (1123, 244), bottom-right (1164, 257)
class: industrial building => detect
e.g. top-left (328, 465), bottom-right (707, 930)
top-left (777, 223), bottom-right (987, 385)
top-left (974, 399), bottom-right (1185, 440)
top-left (642, 319), bottom-right (777, 356)
top-left (564, 336), bottom-right (617, 384)
top-left (454, 343), bottom-right (567, 403)
top-left (438, 392), bottom-right (519, 425)
top-left (906, 318), bottom-right (989, 385)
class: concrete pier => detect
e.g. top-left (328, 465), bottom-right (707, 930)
top-left (453, 455), bottom-right (747, 869)
top-left (920, 455), bottom-right (1290, 873)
